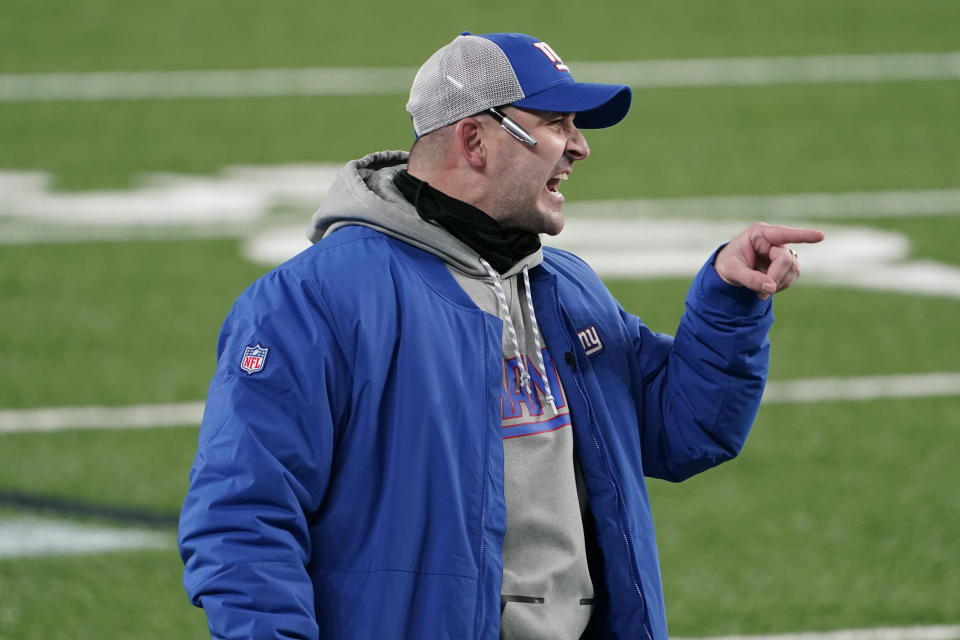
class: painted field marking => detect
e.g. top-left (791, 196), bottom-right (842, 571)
top-left (549, 218), bottom-right (960, 299)
top-left (0, 402), bottom-right (206, 433)
top-left (246, 218), bottom-right (960, 299)
top-left (1, 51), bottom-right (959, 102)
top-left (3, 166), bottom-right (959, 238)
top-left (673, 624), bottom-right (960, 640)
top-left (0, 164), bottom-right (340, 229)
top-left (761, 372), bottom-right (960, 403)
top-left (5, 164), bottom-right (960, 295)
top-left (0, 68), bottom-right (411, 102)
top-left (561, 190), bottom-right (960, 221)
top-left (1, 373), bottom-right (958, 435)
top-left (7, 164), bottom-right (960, 299)
top-left (0, 517), bottom-right (169, 557)
top-left (576, 51), bottom-right (960, 88)
top-left (3, 166), bottom-right (959, 239)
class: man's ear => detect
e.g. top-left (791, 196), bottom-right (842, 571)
top-left (453, 118), bottom-right (486, 168)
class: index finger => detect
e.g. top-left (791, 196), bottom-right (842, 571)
top-left (759, 224), bottom-right (826, 246)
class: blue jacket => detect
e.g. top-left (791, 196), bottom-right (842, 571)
top-left (179, 225), bottom-right (771, 639)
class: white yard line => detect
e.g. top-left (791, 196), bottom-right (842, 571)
top-left (761, 372), bottom-right (960, 403)
top-left (0, 517), bottom-right (170, 557)
top-left (575, 51), bottom-right (960, 88)
top-left (561, 189), bottom-right (960, 221)
top-left (0, 402), bottom-right (205, 434)
top-left (1, 51), bottom-right (958, 102)
top-left (1, 373), bottom-right (958, 435)
top-left (0, 67), bottom-right (412, 102)
top-left (673, 624), bottom-right (960, 640)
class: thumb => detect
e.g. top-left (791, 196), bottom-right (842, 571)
top-left (719, 260), bottom-right (776, 297)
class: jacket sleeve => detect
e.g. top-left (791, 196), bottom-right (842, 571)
top-left (178, 268), bottom-right (350, 639)
top-left (626, 249), bottom-right (772, 482)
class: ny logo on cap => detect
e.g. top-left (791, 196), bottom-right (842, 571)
top-left (532, 41), bottom-right (570, 72)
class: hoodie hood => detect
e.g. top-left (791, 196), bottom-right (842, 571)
top-left (308, 150), bottom-right (543, 278)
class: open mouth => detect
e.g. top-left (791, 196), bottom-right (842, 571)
top-left (546, 172), bottom-right (569, 198)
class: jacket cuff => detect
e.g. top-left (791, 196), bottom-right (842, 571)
top-left (693, 245), bottom-right (771, 318)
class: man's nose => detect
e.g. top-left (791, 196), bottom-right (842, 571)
top-left (566, 127), bottom-right (590, 161)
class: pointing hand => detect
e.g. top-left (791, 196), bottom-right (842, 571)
top-left (714, 223), bottom-right (825, 300)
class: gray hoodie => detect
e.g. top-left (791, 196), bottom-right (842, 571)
top-left (309, 151), bottom-right (594, 640)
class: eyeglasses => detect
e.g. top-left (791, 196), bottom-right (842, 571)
top-left (486, 106), bottom-right (538, 147)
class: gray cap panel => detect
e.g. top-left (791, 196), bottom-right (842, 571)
top-left (406, 35), bottom-right (526, 137)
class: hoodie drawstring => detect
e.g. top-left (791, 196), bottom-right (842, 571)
top-left (522, 265), bottom-right (556, 412)
top-left (479, 258), bottom-right (557, 413)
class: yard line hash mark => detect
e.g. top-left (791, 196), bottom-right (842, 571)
top-left (2, 373), bottom-right (959, 434)
top-left (1, 51), bottom-right (958, 102)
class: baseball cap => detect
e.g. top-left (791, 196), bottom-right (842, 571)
top-left (406, 32), bottom-right (632, 137)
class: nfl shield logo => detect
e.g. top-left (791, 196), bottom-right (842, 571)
top-left (240, 344), bottom-right (269, 375)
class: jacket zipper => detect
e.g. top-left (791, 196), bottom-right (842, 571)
top-left (550, 284), bottom-right (654, 640)
top-left (474, 314), bottom-right (492, 640)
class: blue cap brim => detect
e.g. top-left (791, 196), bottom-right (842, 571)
top-left (512, 81), bottom-right (632, 129)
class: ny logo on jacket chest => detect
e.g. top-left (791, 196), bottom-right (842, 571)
top-left (577, 325), bottom-right (604, 357)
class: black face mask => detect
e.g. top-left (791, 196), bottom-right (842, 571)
top-left (394, 169), bottom-right (541, 274)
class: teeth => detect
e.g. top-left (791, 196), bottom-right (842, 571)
top-left (553, 173), bottom-right (569, 181)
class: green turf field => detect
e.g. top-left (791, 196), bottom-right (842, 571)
top-left (1, 0), bottom-right (958, 638)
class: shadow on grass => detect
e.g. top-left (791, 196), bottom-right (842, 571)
top-left (0, 489), bottom-right (178, 528)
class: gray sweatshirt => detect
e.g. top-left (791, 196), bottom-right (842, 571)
top-left (309, 151), bottom-right (594, 639)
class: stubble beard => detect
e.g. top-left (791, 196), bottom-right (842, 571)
top-left (488, 165), bottom-right (567, 236)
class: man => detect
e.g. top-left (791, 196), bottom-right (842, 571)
top-left (178, 32), bottom-right (824, 639)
